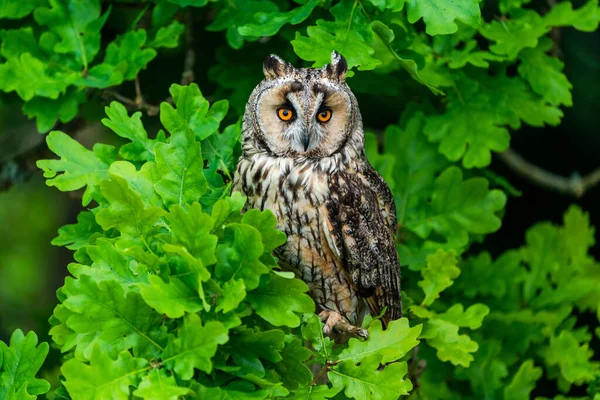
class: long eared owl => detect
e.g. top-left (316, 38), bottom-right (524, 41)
top-left (233, 51), bottom-right (401, 334)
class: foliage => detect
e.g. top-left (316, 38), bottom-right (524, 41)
top-left (0, 330), bottom-right (50, 399)
top-left (0, 0), bottom-right (599, 399)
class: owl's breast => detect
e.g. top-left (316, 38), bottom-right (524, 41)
top-left (233, 155), bottom-right (330, 221)
top-left (233, 153), bottom-right (362, 321)
top-left (233, 154), bottom-right (339, 275)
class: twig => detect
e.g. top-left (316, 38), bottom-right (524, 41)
top-left (134, 76), bottom-right (144, 106)
top-left (408, 346), bottom-right (426, 389)
top-left (311, 366), bottom-right (329, 386)
top-left (497, 148), bottom-right (600, 198)
top-left (104, 90), bottom-right (160, 116)
top-left (181, 12), bottom-right (196, 85)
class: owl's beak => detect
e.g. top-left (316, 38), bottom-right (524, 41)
top-left (301, 132), bottom-right (310, 152)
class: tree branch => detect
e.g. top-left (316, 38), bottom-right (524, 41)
top-left (496, 148), bottom-right (600, 198)
top-left (103, 90), bottom-right (160, 116)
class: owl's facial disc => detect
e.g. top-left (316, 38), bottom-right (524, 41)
top-left (257, 79), bottom-right (352, 157)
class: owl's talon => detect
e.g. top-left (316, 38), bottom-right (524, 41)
top-left (318, 310), bottom-right (369, 339)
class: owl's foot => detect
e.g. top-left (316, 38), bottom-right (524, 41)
top-left (318, 310), bottom-right (369, 339)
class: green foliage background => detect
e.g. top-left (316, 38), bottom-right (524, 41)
top-left (0, 0), bottom-right (599, 399)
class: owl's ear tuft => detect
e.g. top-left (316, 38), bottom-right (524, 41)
top-left (263, 54), bottom-right (292, 79)
top-left (325, 50), bottom-right (347, 82)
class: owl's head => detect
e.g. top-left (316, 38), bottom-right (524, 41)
top-left (242, 51), bottom-right (363, 159)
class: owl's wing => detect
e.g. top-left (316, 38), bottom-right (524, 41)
top-left (324, 166), bottom-right (402, 325)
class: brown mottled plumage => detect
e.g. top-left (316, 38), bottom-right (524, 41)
top-left (233, 52), bottom-right (401, 332)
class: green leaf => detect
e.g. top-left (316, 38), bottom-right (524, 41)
top-left (228, 328), bottom-right (285, 377)
top-left (518, 38), bottom-right (572, 107)
top-left (206, 0), bottom-right (280, 49)
top-left (370, 21), bottom-right (443, 94)
top-left (0, 53), bottom-right (74, 101)
top-left (338, 318), bottom-right (421, 364)
top-left (149, 21), bottom-right (185, 48)
top-left (418, 249), bottom-right (460, 306)
top-left (81, 63), bottom-right (125, 89)
top-left (102, 30), bottom-right (157, 82)
top-left (37, 131), bottom-right (113, 205)
top-left (237, 0), bottom-right (319, 38)
top-left (215, 223), bottom-right (269, 290)
top-left (409, 167), bottom-right (506, 246)
top-left (154, 127), bottom-right (208, 207)
top-left (162, 314), bottom-right (229, 380)
top-left (503, 360), bottom-right (542, 400)
top-left (108, 162), bottom-right (163, 207)
top-left (133, 369), bottom-right (191, 399)
top-left (479, 10), bottom-right (548, 59)
top-left (287, 385), bottom-right (341, 400)
top-left (102, 102), bottom-right (158, 161)
top-left (439, 304), bottom-right (490, 329)
top-left (0, 330), bottom-right (50, 398)
top-left (412, 304), bottom-right (489, 367)
top-left (405, 0), bottom-right (482, 35)
top-left (165, 203), bottom-right (218, 268)
top-left (22, 89), bottom-right (84, 132)
top-left (34, 0), bottom-right (108, 69)
top-left (84, 238), bottom-right (149, 285)
top-left (0, 27), bottom-right (43, 59)
top-left (52, 211), bottom-right (102, 250)
top-left (302, 314), bottom-right (334, 364)
top-left (96, 176), bottom-right (166, 237)
top-left (216, 278), bottom-right (246, 313)
top-left (544, 0), bottom-right (600, 32)
top-left (211, 191), bottom-right (246, 229)
top-left (2, 386), bottom-right (35, 400)
top-left (456, 339), bottom-right (508, 399)
top-left (440, 40), bottom-right (505, 69)
top-left (368, 0), bottom-right (406, 12)
top-left (0, 0), bottom-right (45, 19)
top-left (247, 274), bottom-right (315, 327)
top-left (453, 250), bottom-right (525, 299)
top-left (61, 275), bottom-right (163, 360)
top-left (62, 348), bottom-right (147, 399)
top-left (275, 336), bottom-right (313, 389)
top-left (424, 71), bottom-right (561, 168)
top-left (423, 75), bottom-right (509, 168)
top-left (499, 0), bottom-right (532, 14)
top-left (561, 205), bottom-right (596, 265)
top-left (140, 275), bottom-right (204, 318)
top-left (541, 330), bottom-right (597, 385)
top-left (292, 0), bottom-right (381, 71)
top-left (241, 209), bottom-right (287, 252)
top-left (160, 83), bottom-right (223, 140)
top-left (329, 354), bottom-right (413, 400)
top-left (162, 244), bottom-right (211, 310)
top-left (201, 121), bottom-right (240, 187)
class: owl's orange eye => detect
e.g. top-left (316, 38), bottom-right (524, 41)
top-left (317, 109), bottom-right (332, 123)
top-left (277, 108), bottom-right (294, 121)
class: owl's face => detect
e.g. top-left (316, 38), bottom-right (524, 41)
top-left (245, 51), bottom-right (360, 158)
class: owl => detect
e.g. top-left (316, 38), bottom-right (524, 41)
top-left (233, 51), bottom-right (401, 337)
